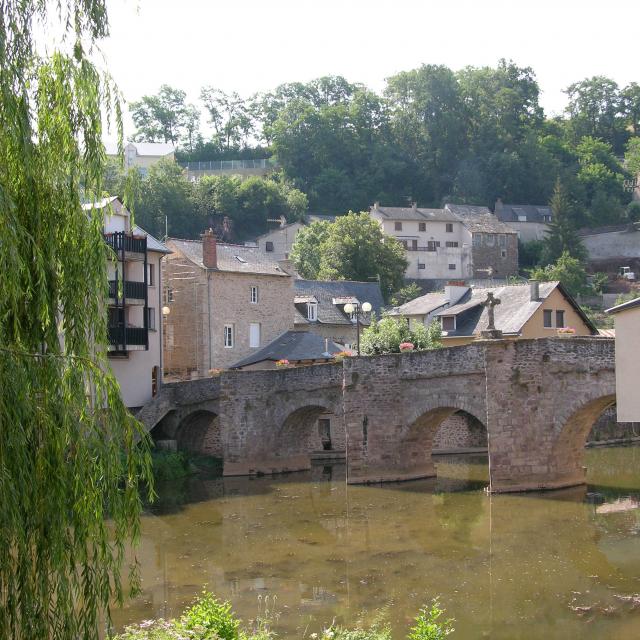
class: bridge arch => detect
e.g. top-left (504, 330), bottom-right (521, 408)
top-left (175, 409), bottom-right (222, 459)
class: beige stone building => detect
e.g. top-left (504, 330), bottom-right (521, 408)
top-left (493, 200), bottom-right (552, 243)
top-left (392, 280), bottom-right (597, 347)
top-left (606, 297), bottom-right (640, 422)
top-left (163, 231), bottom-right (293, 376)
top-left (106, 141), bottom-right (176, 176)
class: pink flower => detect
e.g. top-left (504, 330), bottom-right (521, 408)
top-left (399, 342), bottom-right (415, 351)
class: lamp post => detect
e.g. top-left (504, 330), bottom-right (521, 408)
top-left (343, 301), bottom-right (372, 356)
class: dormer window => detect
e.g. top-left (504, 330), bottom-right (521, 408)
top-left (307, 301), bottom-right (318, 321)
top-left (441, 316), bottom-right (456, 331)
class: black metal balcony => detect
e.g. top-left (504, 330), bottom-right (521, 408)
top-left (108, 280), bottom-right (146, 300)
top-left (104, 231), bottom-right (147, 255)
top-left (108, 326), bottom-right (148, 349)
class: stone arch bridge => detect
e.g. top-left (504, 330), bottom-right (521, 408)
top-left (138, 337), bottom-right (616, 493)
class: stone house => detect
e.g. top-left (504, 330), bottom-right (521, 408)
top-left (392, 280), bottom-right (597, 346)
top-left (163, 231), bottom-right (293, 376)
top-left (606, 296), bottom-right (640, 422)
top-left (293, 279), bottom-right (385, 349)
top-left (369, 202), bottom-right (518, 281)
top-left (494, 199), bottom-right (552, 243)
top-left (106, 141), bottom-right (175, 176)
top-left (86, 196), bottom-right (171, 409)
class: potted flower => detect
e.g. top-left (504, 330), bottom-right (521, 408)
top-left (208, 368), bottom-right (223, 377)
top-left (333, 350), bottom-right (353, 362)
top-left (557, 327), bottom-right (576, 337)
top-left (275, 359), bottom-right (290, 368)
top-left (399, 342), bottom-right (415, 352)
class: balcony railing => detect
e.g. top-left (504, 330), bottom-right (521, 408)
top-left (104, 231), bottom-right (147, 255)
top-left (181, 158), bottom-right (276, 172)
top-left (108, 280), bottom-right (146, 300)
top-left (108, 326), bottom-right (148, 348)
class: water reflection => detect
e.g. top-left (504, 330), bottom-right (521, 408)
top-left (114, 446), bottom-right (640, 640)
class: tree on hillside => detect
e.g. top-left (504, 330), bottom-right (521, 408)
top-left (391, 282), bottom-right (423, 307)
top-left (541, 179), bottom-right (586, 264)
top-left (130, 84), bottom-right (198, 146)
top-left (529, 251), bottom-right (591, 297)
top-left (200, 87), bottom-right (255, 151)
top-left (360, 315), bottom-right (442, 355)
top-left (290, 213), bottom-right (407, 301)
top-left (0, 2), bottom-right (151, 638)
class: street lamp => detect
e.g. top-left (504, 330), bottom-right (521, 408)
top-left (344, 301), bottom-right (372, 356)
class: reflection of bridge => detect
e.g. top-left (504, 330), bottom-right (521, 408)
top-left (138, 338), bottom-right (616, 493)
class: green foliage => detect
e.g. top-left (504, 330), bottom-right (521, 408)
top-left (391, 282), bottom-right (423, 306)
top-left (290, 212), bottom-right (407, 301)
top-left (518, 239), bottom-right (544, 269)
top-left (529, 251), bottom-right (591, 297)
top-left (151, 450), bottom-right (191, 481)
top-left (0, 1), bottom-right (152, 639)
top-left (408, 600), bottom-right (454, 640)
top-left (590, 272), bottom-right (609, 294)
top-left (360, 316), bottom-right (442, 355)
top-left (181, 592), bottom-right (240, 640)
top-left (615, 290), bottom-right (640, 305)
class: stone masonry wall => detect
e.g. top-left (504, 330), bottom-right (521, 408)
top-left (471, 233), bottom-right (518, 278)
top-left (433, 412), bottom-right (488, 451)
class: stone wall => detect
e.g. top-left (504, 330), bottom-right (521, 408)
top-left (587, 405), bottom-right (640, 444)
top-left (433, 412), bottom-right (488, 451)
top-left (471, 233), bottom-right (518, 278)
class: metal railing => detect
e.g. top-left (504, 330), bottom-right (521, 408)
top-left (181, 159), bottom-right (276, 172)
top-left (104, 232), bottom-right (147, 254)
top-left (108, 280), bottom-right (146, 300)
top-left (108, 326), bottom-right (148, 348)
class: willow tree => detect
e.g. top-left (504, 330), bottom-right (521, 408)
top-left (0, 2), bottom-right (151, 639)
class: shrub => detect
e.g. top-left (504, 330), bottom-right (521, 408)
top-left (408, 600), bottom-right (454, 640)
top-left (151, 450), bottom-right (191, 482)
top-left (181, 592), bottom-right (240, 640)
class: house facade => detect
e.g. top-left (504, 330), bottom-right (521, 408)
top-left (163, 231), bottom-right (293, 376)
top-left (494, 199), bottom-right (552, 243)
top-left (369, 202), bottom-right (518, 281)
top-left (392, 280), bottom-right (597, 346)
top-left (292, 279), bottom-right (385, 349)
top-left (606, 297), bottom-right (640, 422)
top-left (89, 197), bottom-right (170, 409)
top-left (106, 141), bottom-right (176, 176)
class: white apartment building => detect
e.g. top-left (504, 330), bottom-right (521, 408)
top-left (87, 196), bottom-right (171, 409)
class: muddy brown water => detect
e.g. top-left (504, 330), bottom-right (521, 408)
top-left (113, 446), bottom-right (640, 639)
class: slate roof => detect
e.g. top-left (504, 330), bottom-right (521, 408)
top-left (606, 296), bottom-right (640, 314)
top-left (390, 292), bottom-right (450, 316)
top-left (293, 279), bottom-right (385, 326)
top-left (435, 281), bottom-right (597, 337)
top-left (134, 225), bottom-right (171, 254)
top-left (371, 203), bottom-right (515, 234)
top-left (495, 203), bottom-right (552, 224)
top-left (230, 331), bottom-right (343, 369)
top-left (166, 238), bottom-right (290, 276)
top-left (578, 223), bottom-right (639, 237)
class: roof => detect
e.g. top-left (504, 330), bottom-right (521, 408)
top-left (166, 238), bottom-right (290, 277)
top-left (371, 203), bottom-right (516, 234)
top-left (495, 203), bottom-right (552, 224)
top-left (133, 225), bottom-right (171, 254)
top-left (390, 292), bottom-right (449, 316)
top-left (104, 141), bottom-right (176, 157)
top-left (82, 195), bottom-right (121, 211)
top-left (605, 296), bottom-right (640, 314)
top-left (293, 279), bottom-right (385, 326)
top-left (230, 331), bottom-right (343, 368)
top-left (434, 281), bottom-right (597, 337)
top-left (578, 223), bottom-right (640, 237)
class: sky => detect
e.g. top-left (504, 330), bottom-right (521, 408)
top-left (94, 0), bottom-right (638, 140)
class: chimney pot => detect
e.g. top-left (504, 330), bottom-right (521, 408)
top-left (202, 228), bottom-right (218, 269)
top-left (529, 279), bottom-right (540, 301)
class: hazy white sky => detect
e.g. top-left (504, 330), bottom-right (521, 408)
top-left (97, 0), bottom-right (638, 139)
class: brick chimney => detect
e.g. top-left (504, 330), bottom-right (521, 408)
top-left (529, 279), bottom-right (540, 301)
top-left (495, 198), bottom-right (504, 213)
top-left (202, 228), bottom-right (217, 269)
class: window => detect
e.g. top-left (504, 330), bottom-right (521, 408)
top-left (224, 324), bottom-right (234, 348)
top-left (164, 287), bottom-right (174, 303)
top-left (307, 301), bottom-right (318, 321)
top-left (499, 234), bottom-right (506, 247)
top-left (395, 221), bottom-right (403, 231)
top-left (446, 223), bottom-right (454, 233)
top-left (556, 310), bottom-right (565, 328)
top-left (249, 323), bottom-right (261, 348)
top-left (427, 240), bottom-right (437, 251)
top-left (250, 285), bottom-right (259, 304)
top-left (501, 250), bottom-right (507, 258)
top-left (400, 240), bottom-right (408, 249)
top-left (418, 222), bottom-right (426, 232)
top-left (147, 307), bottom-right (156, 331)
top-left (472, 234), bottom-right (482, 247)
top-left (265, 241), bottom-right (274, 252)
top-left (441, 316), bottom-right (456, 331)
top-left (518, 215), bottom-right (528, 222)
top-left (411, 239), bottom-right (418, 250)
top-left (108, 307), bottom-right (124, 327)
top-left (445, 241), bottom-right (459, 248)
top-left (486, 234), bottom-right (495, 246)
top-left (148, 263), bottom-right (155, 286)
top-left (543, 310), bottom-right (553, 328)
top-left (448, 263), bottom-right (456, 270)
top-left (418, 262), bottom-right (425, 270)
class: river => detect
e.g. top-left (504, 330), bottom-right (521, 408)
top-left (114, 445), bottom-right (640, 639)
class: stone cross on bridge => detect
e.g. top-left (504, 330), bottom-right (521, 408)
top-left (138, 337), bottom-right (616, 493)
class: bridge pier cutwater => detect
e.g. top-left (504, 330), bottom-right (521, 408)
top-left (139, 337), bottom-right (616, 493)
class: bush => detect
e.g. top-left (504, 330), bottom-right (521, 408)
top-left (151, 450), bottom-right (191, 482)
top-left (181, 592), bottom-right (240, 640)
top-left (360, 315), bottom-right (442, 355)
top-left (408, 600), bottom-right (454, 640)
